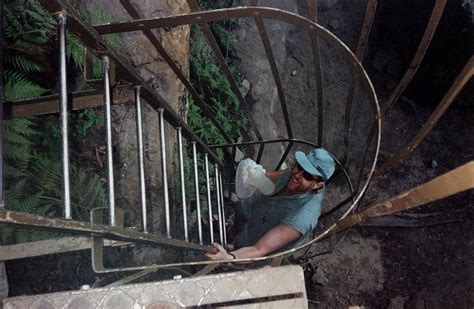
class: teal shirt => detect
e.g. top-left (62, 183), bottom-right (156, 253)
top-left (235, 170), bottom-right (324, 251)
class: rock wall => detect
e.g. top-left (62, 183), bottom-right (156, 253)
top-left (234, 0), bottom-right (369, 168)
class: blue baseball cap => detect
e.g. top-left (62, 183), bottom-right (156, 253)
top-left (295, 148), bottom-right (335, 182)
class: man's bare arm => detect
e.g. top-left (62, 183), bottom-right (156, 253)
top-left (205, 224), bottom-right (301, 260)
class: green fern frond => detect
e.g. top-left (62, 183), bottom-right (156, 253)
top-left (4, 73), bottom-right (48, 101)
top-left (67, 34), bottom-right (85, 69)
top-left (3, 144), bottom-right (35, 164)
top-left (5, 53), bottom-right (44, 72)
top-left (3, 116), bottom-right (38, 138)
top-left (70, 168), bottom-right (107, 219)
top-left (5, 178), bottom-right (28, 202)
top-left (18, 192), bottom-right (43, 214)
top-left (31, 158), bottom-right (62, 193)
top-left (8, 40), bottom-right (47, 57)
top-left (3, 164), bottom-right (28, 179)
top-left (3, 117), bottom-right (38, 165)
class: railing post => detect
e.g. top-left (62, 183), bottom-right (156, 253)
top-left (135, 86), bottom-right (147, 232)
top-left (102, 55), bottom-right (116, 226)
top-left (215, 166), bottom-right (224, 244)
top-left (58, 12), bottom-right (71, 219)
top-left (0, 0), bottom-right (3, 204)
top-left (219, 171), bottom-right (227, 247)
top-left (158, 108), bottom-right (171, 238)
top-left (192, 142), bottom-right (203, 245)
top-left (204, 153), bottom-right (214, 244)
top-left (177, 127), bottom-right (188, 241)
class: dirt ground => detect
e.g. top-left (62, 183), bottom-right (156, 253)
top-left (302, 101), bottom-right (473, 308)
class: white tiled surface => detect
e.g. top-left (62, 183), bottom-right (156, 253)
top-left (3, 265), bottom-right (307, 308)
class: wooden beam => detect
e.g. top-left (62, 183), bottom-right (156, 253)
top-left (0, 236), bottom-right (131, 261)
top-left (3, 85), bottom-right (135, 119)
top-left (333, 161), bottom-right (474, 233)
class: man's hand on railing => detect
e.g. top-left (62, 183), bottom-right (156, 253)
top-left (205, 242), bottom-right (236, 261)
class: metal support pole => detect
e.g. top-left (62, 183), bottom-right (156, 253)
top-left (158, 108), bottom-right (171, 238)
top-left (0, 0), bottom-right (4, 204)
top-left (219, 171), bottom-right (227, 247)
top-left (102, 55), bottom-right (116, 226)
top-left (177, 127), bottom-right (188, 241)
top-left (192, 142), bottom-right (203, 245)
top-left (215, 166), bottom-right (224, 244)
top-left (135, 86), bottom-right (147, 232)
top-left (204, 154), bottom-right (214, 244)
top-left (58, 13), bottom-right (71, 219)
top-left (307, 0), bottom-right (324, 146)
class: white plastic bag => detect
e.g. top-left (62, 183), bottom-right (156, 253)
top-left (235, 158), bottom-right (275, 199)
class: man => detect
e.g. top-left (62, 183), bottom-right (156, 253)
top-left (205, 148), bottom-right (335, 260)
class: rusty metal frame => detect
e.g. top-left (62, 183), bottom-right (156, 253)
top-left (36, 0), bottom-right (222, 166)
top-left (187, 0), bottom-right (264, 150)
top-left (275, 141), bottom-right (294, 170)
top-left (119, 0), bottom-right (233, 145)
top-left (249, 0), bottom-right (293, 141)
top-left (380, 0), bottom-right (447, 116)
top-left (0, 0), bottom-right (4, 204)
top-left (1, 3), bottom-right (382, 269)
top-left (355, 0), bottom-right (448, 179)
top-left (91, 207), bottom-right (153, 273)
top-left (0, 207), bottom-right (212, 253)
top-left (307, 0), bottom-right (324, 146)
top-left (333, 161), bottom-right (474, 233)
top-left (83, 48), bottom-right (116, 86)
top-left (4, 85), bottom-right (135, 119)
top-left (375, 56), bottom-right (474, 176)
top-left (92, 6), bottom-right (381, 195)
top-left (341, 0), bottom-right (377, 165)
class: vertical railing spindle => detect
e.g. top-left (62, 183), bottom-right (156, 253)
top-left (158, 108), bottom-right (171, 238)
top-left (177, 127), bottom-right (188, 241)
top-left (215, 166), bottom-right (224, 244)
top-left (219, 171), bottom-right (227, 247)
top-left (58, 13), bottom-right (71, 219)
top-left (102, 55), bottom-right (116, 226)
top-left (192, 142), bottom-right (203, 245)
top-left (204, 154), bottom-right (214, 244)
top-left (135, 86), bottom-right (147, 232)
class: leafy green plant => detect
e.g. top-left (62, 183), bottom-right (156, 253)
top-left (1, 0), bottom-right (114, 244)
top-left (73, 108), bottom-right (103, 139)
top-left (188, 22), bottom-right (248, 151)
top-left (2, 114), bottom-right (108, 244)
top-left (77, 4), bottom-right (125, 77)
